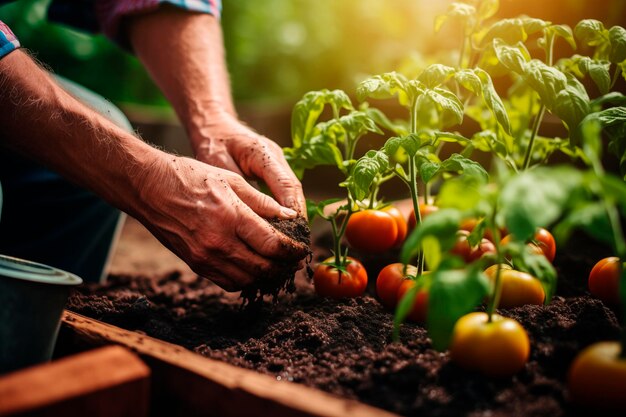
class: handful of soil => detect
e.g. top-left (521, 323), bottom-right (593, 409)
top-left (239, 216), bottom-right (311, 305)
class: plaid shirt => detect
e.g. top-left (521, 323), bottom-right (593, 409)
top-left (0, 0), bottom-right (222, 60)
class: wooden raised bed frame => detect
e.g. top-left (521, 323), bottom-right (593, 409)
top-left (58, 310), bottom-right (398, 417)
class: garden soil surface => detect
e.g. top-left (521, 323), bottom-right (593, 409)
top-left (68, 216), bottom-right (623, 417)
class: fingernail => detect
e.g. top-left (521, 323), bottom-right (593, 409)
top-left (280, 207), bottom-right (298, 219)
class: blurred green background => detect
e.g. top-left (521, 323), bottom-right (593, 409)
top-left (1, 0), bottom-right (624, 109)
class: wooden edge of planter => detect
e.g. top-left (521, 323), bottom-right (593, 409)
top-left (60, 310), bottom-right (399, 417)
top-left (0, 345), bottom-right (150, 417)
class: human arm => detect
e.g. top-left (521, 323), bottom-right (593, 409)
top-left (125, 6), bottom-right (307, 216)
top-left (0, 50), bottom-right (308, 291)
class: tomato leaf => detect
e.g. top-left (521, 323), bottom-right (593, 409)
top-left (419, 64), bottom-right (456, 89)
top-left (608, 25), bottom-right (626, 64)
top-left (480, 17), bottom-right (549, 47)
top-left (434, 2), bottom-right (476, 33)
top-left (401, 208), bottom-right (463, 265)
top-left (427, 266), bottom-right (490, 351)
top-left (553, 202), bottom-right (613, 248)
top-left (356, 72), bottom-right (410, 106)
top-left (500, 167), bottom-right (583, 241)
top-left (351, 151), bottom-right (389, 201)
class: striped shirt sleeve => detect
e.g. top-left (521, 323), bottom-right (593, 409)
top-left (95, 0), bottom-right (222, 45)
top-left (0, 20), bottom-right (20, 60)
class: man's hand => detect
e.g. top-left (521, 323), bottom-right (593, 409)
top-left (192, 111), bottom-right (306, 216)
top-left (136, 155), bottom-right (308, 291)
top-left (128, 8), bottom-right (307, 216)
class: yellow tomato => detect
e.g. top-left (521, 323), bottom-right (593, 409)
top-left (449, 312), bottom-right (530, 377)
top-left (484, 265), bottom-right (545, 308)
top-left (568, 341), bottom-right (626, 410)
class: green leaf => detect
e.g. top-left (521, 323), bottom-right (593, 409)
top-left (419, 64), bottom-right (456, 89)
top-left (481, 17), bottom-right (549, 47)
top-left (351, 151), bottom-right (389, 201)
top-left (475, 68), bottom-right (512, 134)
top-left (598, 174), bottom-right (626, 216)
top-left (575, 56), bottom-right (612, 95)
top-left (426, 88), bottom-right (464, 127)
top-left (384, 134), bottom-right (421, 158)
top-left (552, 74), bottom-right (591, 131)
top-left (500, 167), bottom-right (583, 241)
top-left (609, 25), bottom-right (626, 64)
top-left (553, 202), bottom-right (613, 248)
top-left (427, 266), bottom-right (491, 351)
top-left (435, 2), bottom-right (476, 33)
top-left (548, 24), bottom-right (577, 50)
top-left (420, 160), bottom-right (441, 184)
top-left (455, 69), bottom-right (482, 95)
top-left (393, 281), bottom-right (420, 339)
top-left (400, 209), bottom-right (463, 266)
top-left (439, 153), bottom-right (489, 183)
top-left (591, 92), bottom-right (626, 107)
top-left (362, 106), bottom-right (408, 136)
top-left (574, 19), bottom-right (607, 46)
top-left (436, 176), bottom-right (485, 211)
top-left (493, 39), bottom-right (530, 74)
top-left (356, 72), bottom-right (410, 105)
top-left (477, 0), bottom-right (499, 21)
top-left (422, 235), bottom-right (443, 271)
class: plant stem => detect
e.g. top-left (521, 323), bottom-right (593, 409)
top-left (408, 157), bottom-right (424, 275)
top-left (522, 105), bottom-right (546, 170)
top-left (486, 208), bottom-right (504, 323)
top-left (329, 216), bottom-right (342, 268)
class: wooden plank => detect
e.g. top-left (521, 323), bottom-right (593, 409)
top-left (60, 310), bottom-right (398, 417)
top-left (0, 345), bottom-right (150, 417)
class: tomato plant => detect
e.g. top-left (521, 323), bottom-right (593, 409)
top-left (588, 257), bottom-right (622, 306)
top-left (314, 257), bottom-right (368, 299)
top-left (376, 263), bottom-right (415, 310)
top-left (449, 312), bottom-right (530, 377)
top-left (568, 341), bottom-right (626, 410)
top-left (346, 209), bottom-right (399, 253)
top-left (484, 264), bottom-right (545, 308)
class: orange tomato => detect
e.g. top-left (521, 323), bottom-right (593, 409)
top-left (449, 312), bottom-right (530, 377)
top-left (450, 230), bottom-right (496, 263)
top-left (484, 265), bottom-right (545, 308)
top-left (588, 257), bottom-right (621, 306)
top-left (568, 341), bottom-right (626, 410)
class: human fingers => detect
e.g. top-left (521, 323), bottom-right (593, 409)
top-left (227, 173), bottom-right (297, 220)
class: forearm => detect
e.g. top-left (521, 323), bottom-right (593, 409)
top-left (127, 6), bottom-right (235, 153)
top-left (0, 50), bottom-right (160, 215)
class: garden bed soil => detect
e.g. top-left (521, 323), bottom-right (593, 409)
top-left (68, 218), bottom-right (623, 417)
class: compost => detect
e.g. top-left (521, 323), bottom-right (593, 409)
top-left (68, 231), bottom-right (622, 417)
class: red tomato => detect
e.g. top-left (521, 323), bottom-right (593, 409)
top-left (450, 230), bottom-right (496, 263)
top-left (396, 278), bottom-right (429, 323)
top-left (568, 341), bottom-right (626, 410)
top-left (450, 312), bottom-right (530, 377)
top-left (501, 228), bottom-right (556, 263)
top-left (532, 228), bottom-right (556, 262)
top-left (588, 257), bottom-right (621, 306)
top-left (383, 206), bottom-right (408, 247)
top-left (376, 263), bottom-right (416, 310)
top-left (314, 257), bottom-right (368, 299)
top-left (346, 210), bottom-right (398, 253)
top-left (484, 264), bottom-right (545, 308)
top-left (408, 203), bottom-right (439, 231)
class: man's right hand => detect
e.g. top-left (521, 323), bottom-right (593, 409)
top-left (133, 155), bottom-right (309, 291)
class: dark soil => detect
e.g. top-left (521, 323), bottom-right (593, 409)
top-left (67, 228), bottom-right (623, 417)
top-left (239, 216), bottom-right (311, 305)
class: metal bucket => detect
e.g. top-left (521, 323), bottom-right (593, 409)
top-left (0, 255), bottom-right (82, 373)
